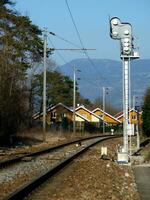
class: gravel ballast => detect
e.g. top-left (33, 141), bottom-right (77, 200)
top-left (26, 138), bottom-right (140, 200)
top-left (0, 138), bottom-right (100, 199)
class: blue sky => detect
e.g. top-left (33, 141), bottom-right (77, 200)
top-left (15, 0), bottom-right (150, 66)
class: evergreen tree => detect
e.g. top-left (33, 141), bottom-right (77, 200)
top-left (0, 1), bottom-right (44, 143)
top-left (33, 71), bottom-right (74, 109)
top-left (142, 87), bottom-right (150, 137)
top-left (32, 70), bottom-right (93, 111)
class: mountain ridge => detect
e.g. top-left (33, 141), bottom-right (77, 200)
top-left (57, 58), bottom-right (150, 108)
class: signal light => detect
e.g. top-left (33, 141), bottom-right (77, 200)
top-left (112, 31), bottom-right (118, 36)
top-left (124, 30), bottom-right (129, 35)
top-left (124, 47), bottom-right (129, 51)
top-left (112, 19), bottom-right (118, 25)
top-left (110, 17), bottom-right (132, 56)
top-left (124, 38), bottom-right (129, 42)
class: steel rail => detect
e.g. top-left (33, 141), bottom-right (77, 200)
top-left (4, 135), bottom-right (119, 200)
top-left (0, 134), bottom-right (119, 168)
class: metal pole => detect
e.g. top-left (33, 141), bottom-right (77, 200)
top-left (73, 66), bottom-right (76, 135)
top-left (103, 87), bottom-right (105, 134)
top-left (129, 57), bottom-right (131, 118)
top-left (133, 95), bottom-right (135, 110)
top-left (123, 58), bottom-right (129, 153)
top-left (133, 95), bottom-right (136, 134)
top-left (129, 57), bottom-right (132, 155)
top-left (122, 57), bottom-right (125, 141)
top-left (43, 28), bottom-right (47, 142)
top-left (136, 104), bottom-right (140, 150)
top-left (136, 112), bottom-right (140, 150)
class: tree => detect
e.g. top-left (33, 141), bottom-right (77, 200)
top-left (32, 70), bottom-right (74, 110)
top-left (93, 97), bottom-right (119, 115)
top-left (32, 69), bottom-right (94, 114)
top-left (76, 93), bottom-right (93, 109)
top-left (142, 87), bottom-right (150, 137)
top-left (0, 1), bottom-right (44, 143)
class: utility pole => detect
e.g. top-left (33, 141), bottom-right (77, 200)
top-left (73, 67), bottom-right (81, 135)
top-left (102, 87), bottom-right (110, 134)
top-left (133, 96), bottom-right (140, 150)
top-left (102, 87), bottom-right (105, 134)
top-left (73, 66), bottom-right (76, 135)
top-left (43, 28), bottom-right (47, 142)
top-left (133, 95), bottom-right (135, 110)
top-left (136, 106), bottom-right (140, 150)
top-left (132, 95), bottom-right (136, 135)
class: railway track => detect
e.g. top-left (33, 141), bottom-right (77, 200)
top-left (0, 135), bottom-right (119, 200)
top-left (0, 134), bottom-right (116, 168)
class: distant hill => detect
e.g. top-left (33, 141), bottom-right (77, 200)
top-left (57, 58), bottom-right (150, 108)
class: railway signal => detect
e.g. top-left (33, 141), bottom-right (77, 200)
top-left (110, 17), bottom-right (133, 56)
top-left (110, 17), bottom-right (140, 163)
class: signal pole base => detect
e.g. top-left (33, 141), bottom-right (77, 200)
top-left (117, 147), bottom-right (129, 164)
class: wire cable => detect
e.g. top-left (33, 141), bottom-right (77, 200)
top-left (49, 31), bottom-right (95, 52)
top-left (49, 31), bottom-right (81, 49)
top-left (65, 0), bottom-right (86, 50)
top-left (47, 35), bottom-right (100, 88)
top-left (65, 0), bottom-right (111, 86)
top-left (48, 36), bottom-right (68, 64)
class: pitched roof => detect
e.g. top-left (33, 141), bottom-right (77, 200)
top-left (75, 105), bottom-right (107, 123)
top-left (115, 108), bottom-right (141, 120)
top-left (92, 107), bottom-right (121, 123)
top-left (49, 103), bottom-right (90, 122)
top-left (114, 111), bottom-right (123, 118)
top-left (32, 111), bottom-right (43, 119)
top-left (33, 103), bottom-right (90, 122)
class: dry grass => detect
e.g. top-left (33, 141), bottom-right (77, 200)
top-left (17, 127), bottom-right (102, 143)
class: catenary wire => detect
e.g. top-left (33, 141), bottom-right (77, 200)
top-left (47, 35), bottom-right (100, 88)
top-left (49, 31), bottom-right (82, 49)
top-left (65, 0), bottom-right (111, 85)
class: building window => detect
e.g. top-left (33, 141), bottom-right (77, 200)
top-left (132, 115), bottom-right (137, 120)
top-left (51, 112), bottom-right (57, 118)
top-left (61, 113), bottom-right (66, 118)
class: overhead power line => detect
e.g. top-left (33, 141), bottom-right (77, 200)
top-left (65, 0), bottom-right (111, 85)
top-left (48, 36), bottom-right (68, 64)
top-left (49, 31), bottom-right (81, 49)
top-left (65, 0), bottom-right (85, 50)
top-left (47, 35), bottom-right (100, 88)
top-left (49, 31), bottom-right (95, 51)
